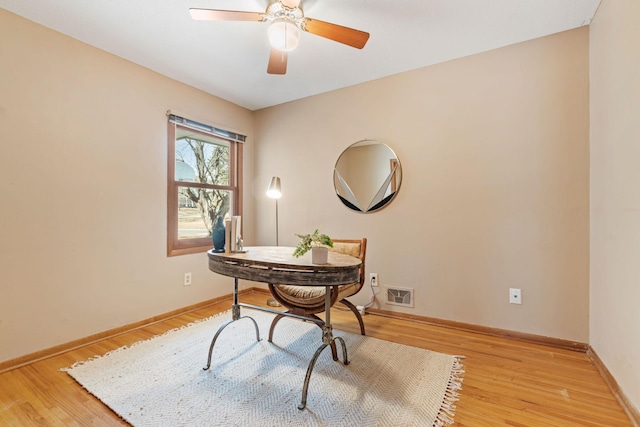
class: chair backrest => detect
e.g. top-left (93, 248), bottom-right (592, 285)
top-left (330, 238), bottom-right (367, 286)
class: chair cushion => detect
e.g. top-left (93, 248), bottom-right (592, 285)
top-left (331, 242), bottom-right (361, 258)
top-left (272, 282), bottom-right (361, 308)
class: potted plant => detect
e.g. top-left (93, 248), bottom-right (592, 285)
top-left (293, 229), bottom-right (333, 264)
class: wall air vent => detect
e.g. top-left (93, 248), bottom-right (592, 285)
top-left (385, 286), bottom-right (414, 308)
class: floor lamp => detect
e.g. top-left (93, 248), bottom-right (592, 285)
top-left (266, 177), bottom-right (282, 306)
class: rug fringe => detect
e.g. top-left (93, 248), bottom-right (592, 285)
top-left (433, 356), bottom-right (465, 427)
top-left (60, 310), bottom-right (233, 372)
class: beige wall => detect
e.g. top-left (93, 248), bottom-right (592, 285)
top-left (254, 28), bottom-right (590, 342)
top-left (0, 7), bottom-right (596, 367)
top-left (590, 0), bottom-right (640, 411)
top-left (0, 9), bottom-right (254, 363)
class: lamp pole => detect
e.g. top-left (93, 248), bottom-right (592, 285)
top-left (275, 198), bottom-right (279, 246)
top-left (266, 176), bottom-right (282, 307)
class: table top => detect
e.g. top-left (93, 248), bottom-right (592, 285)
top-left (207, 246), bottom-right (361, 286)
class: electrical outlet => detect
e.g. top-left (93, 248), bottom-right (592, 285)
top-left (369, 273), bottom-right (378, 287)
top-left (184, 272), bottom-right (192, 286)
top-left (509, 288), bottom-right (521, 304)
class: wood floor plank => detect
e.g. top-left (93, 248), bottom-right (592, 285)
top-left (0, 292), bottom-right (633, 426)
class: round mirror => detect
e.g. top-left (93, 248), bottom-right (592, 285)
top-left (334, 140), bottom-right (402, 212)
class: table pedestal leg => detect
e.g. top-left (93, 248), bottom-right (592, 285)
top-left (298, 335), bottom-right (349, 410)
top-left (298, 287), bottom-right (350, 410)
top-left (203, 278), bottom-right (261, 370)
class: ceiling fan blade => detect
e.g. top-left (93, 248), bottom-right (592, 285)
top-left (267, 48), bottom-right (288, 75)
top-left (189, 9), bottom-right (264, 22)
top-left (280, 0), bottom-right (301, 8)
top-left (303, 18), bottom-right (370, 49)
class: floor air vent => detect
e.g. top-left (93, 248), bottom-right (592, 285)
top-left (385, 286), bottom-right (414, 308)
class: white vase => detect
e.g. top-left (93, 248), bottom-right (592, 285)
top-left (311, 246), bottom-right (328, 264)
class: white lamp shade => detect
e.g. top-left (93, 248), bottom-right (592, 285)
top-left (268, 18), bottom-right (300, 52)
top-left (267, 176), bottom-right (282, 199)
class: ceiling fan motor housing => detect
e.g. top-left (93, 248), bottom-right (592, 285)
top-left (266, 1), bottom-right (304, 27)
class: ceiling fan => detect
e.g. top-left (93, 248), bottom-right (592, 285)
top-left (189, 0), bottom-right (370, 75)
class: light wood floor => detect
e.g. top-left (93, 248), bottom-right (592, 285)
top-left (0, 292), bottom-right (633, 426)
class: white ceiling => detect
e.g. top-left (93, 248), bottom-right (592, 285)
top-left (1, 0), bottom-right (600, 111)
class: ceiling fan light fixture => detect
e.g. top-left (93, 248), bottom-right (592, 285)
top-left (268, 18), bottom-right (300, 52)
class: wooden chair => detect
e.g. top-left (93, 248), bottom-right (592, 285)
top-left (268, 238), bottom-right (367, 346)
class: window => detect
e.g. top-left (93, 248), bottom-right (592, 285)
top-left (167, 114), bottom-right (244, 256)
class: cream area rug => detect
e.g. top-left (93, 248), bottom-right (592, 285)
top-left (63, 310), bottom-right (464, 426)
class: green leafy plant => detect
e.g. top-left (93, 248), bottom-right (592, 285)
top-left (292, 229), bottom-right (333, 258)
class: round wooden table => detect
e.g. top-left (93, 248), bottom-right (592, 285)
top-left (208, 246), bottom-right (361, 285)
top-left (206, 246), bottom-right (362, 409)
